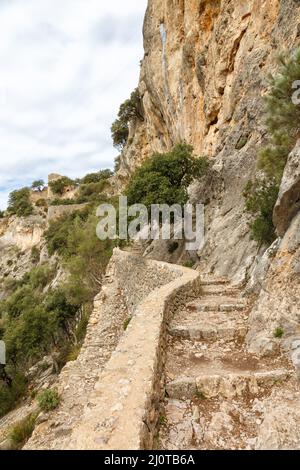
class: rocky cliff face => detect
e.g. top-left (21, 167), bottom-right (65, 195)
top-left (118, 0), bottom-right (300, 278)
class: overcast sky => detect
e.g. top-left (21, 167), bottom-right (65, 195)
top-left (0, 0), bottom-right (147, 209)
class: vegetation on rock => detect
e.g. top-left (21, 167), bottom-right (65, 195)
top-left (9, 412), bottom-right (37, 449)
top-left (274, 327), bottom-right (284, 339)
top-left (31, 180), bottom-right (45, 192)
top-left (126, 143), bottom-right (209, 211)
top-left (244, 178), bottom-right (279, 245)
top-left (7, 188), bottom-right (33, 217)
top-left (259, 48), bottom-right (300, 181)
top-left (49, 176), bottom-right (74, 196)
top-left (245, 48), bottom-right (300, 244)
top-left (111, 88), bottom-right (144, 150)
top-left (37, 389), bottom-right (60, 412)
top-left (0, 170), bottom-right (117, 418)
top-left (79, 169), bottom-right (113, 185)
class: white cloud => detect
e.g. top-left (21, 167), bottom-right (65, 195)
top-left (0, 0), bottom-right (147, 208)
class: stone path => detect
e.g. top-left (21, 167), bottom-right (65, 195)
top-left (159, 277), bottom-right (298, 450)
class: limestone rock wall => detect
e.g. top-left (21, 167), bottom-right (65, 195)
top-left (0, 215), bottom-right (46, 252)
top-left (247, 141), bottom-right (300, 371)
top-left (117, 0), bottom-right (300, 278)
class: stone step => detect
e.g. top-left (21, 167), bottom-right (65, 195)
top-left (200, 277), bottom-right (230, 286)
top-left (166, 369), bottom-right (290, 400)
top-left (168, 322), bottom-right (247, 342)
top-left (186, 298), bottom-right (247, 313)
top-left (201, 285), bottom-right (241, 296)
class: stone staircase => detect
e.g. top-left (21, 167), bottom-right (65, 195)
top-left (159, 277), bottom-right (293, 450)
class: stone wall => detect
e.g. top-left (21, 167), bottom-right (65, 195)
top-left (25, 249), bottom-right (200, 450)
top-left (68, 250), bottom-right (201, 450)
top-left (47, 203), bottom-right (88, 222)
top-left (47, 173), bottom-right (79, 201)
top-left (29, 188), bottom-right (48, 204)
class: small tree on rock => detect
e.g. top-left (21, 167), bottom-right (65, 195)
top-left (31, 180), bottom-right (45, 192)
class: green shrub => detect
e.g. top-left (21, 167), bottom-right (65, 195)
top-left (35, 198), bottom-right (47, 208)
top-left (31, 180), bottom-right (45, 192)
top-left (4, 305), bottom-right (56, 364)
top-left (7, 188), bottom-right (33, 217)
top-left (111, 88), bottom-right (144, 150)
top-left (1, 194), bottom-right (117, 416)
top-left (274, 327), bottom-right (284, 339)
top-left (123, 317), bottom-right (132, 331)
top-left (75, 314), bottom-right (89, 343)
top-left (37, 389), bottom-right (60, 412)
top-left (80, 169), bottom-right (112, 185)
top-left (45, 289), bottom-right (79, 331)
top-left (20, 263), bottom-right (55, 290)
top-left (258, 48), bottom-right (300, 181)
top-left (235, 136), bottom-right (248, 150)
top-left (244, 178), bottom-right (279, 245)
top-left (45, 209), bottom-right (89, 258)
top-left (244, 48), bottom-right (300, 244)
top-left (114, 155), bottom-right (121, 173)
top-left (0, 210), bottom-right (5, 219)
top-left (183, 260), bottom-right (195, 269)
top-left (258, 133), bottom-right (292, 182)
top-left (77, 181), bottom-right (107, 203)
top-left (0, 371), bottom-right (27, 418)
top-left (30, 246), bottom-right (40, 264)
top-left (9, 412), bottom-right (37, 448)
top-left (126, 143), bottom-right (209, 211)
top-left (49, 177), bottom-right (74, 196)
top-left (1, 285), bottom-right (42, 320)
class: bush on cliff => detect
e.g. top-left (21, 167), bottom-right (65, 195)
top-left (111, 88), bottom-right (144, 150)
top-left (126, 143), bottom-right (209, 211)
top-left (37, 389), bottom-right (60, 412)
top-left (0, 179), bottom-right (118, 417)
top-left (243, 178), bottom-right (279, 245)
top-left (258, 47), bottom-right (300, 181)
top-left (0, 371), bottom-right (27, 418)
top-left (49, 176), bottom-right (74, 196)
top-left (31, 180), bottom-right (45, 192)
top-left (9, 412), bottom-right (37, 448)
top-left (80, 169), bottom-right (113, 185)
top-left (245, 47), bottom-right (300, 244)
top-left (0, 261), bottom-right (81, 415)
top-left (7, 188), bottom-right (33, 217)
top-left (45, 208), bottom-right (113, 303)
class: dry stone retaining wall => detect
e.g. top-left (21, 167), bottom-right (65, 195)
top-left (47, 203), bottom-right (88, 222)
top-left (25, 249), bottom-right (200, 450)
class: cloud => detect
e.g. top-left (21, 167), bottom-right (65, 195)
top-left (0, 0), bottom-right (147, 209)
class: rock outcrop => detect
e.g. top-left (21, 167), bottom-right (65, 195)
top-left (117, 0), bottom-right (300, 279)
top-left (0, 215), bottom-right (45, 252)
top-left (274, 140), bottom-right (300, 237)
top-left (247, 171), bottom-right (300, 371)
